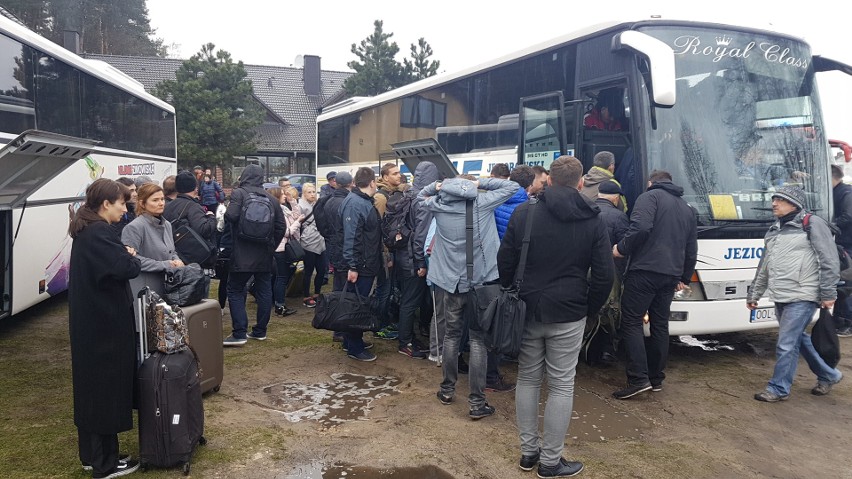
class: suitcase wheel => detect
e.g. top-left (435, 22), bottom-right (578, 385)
top-left (212, 385), bottom-right (221, 393)
top-left (199, 435), bottom-right (207, 446)
top-left (183, 462), bottom-right (191, 475)
top-left (140, 461), bottom-right (148, 472)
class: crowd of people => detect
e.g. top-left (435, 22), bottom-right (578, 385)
top-left (66, 154), bottom-right (848, 478)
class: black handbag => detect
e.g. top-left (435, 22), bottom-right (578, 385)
top-left (163, 263), bottom-right (210, 307)
top-left (312, 282), bottom-right (380, 333)
top-left (812, 307), bottom-right (841, 368)
top-left (283, 238), bottom-right (305, 263)
top-left (171, 201), bottom-right (217, 267)
top-left (469, 199), bottom-right (536, 358)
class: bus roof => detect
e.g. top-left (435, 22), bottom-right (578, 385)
top-left (0, 15), bottom-right (175, 113)
top-left (317, 17), bottom-right (806, 123)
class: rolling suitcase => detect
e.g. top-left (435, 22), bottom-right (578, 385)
top-left (181, 299), bottom-right (224, 394)
top-left (136, 289), bottom-right (206, 475)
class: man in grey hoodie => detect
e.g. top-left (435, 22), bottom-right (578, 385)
top-left (748, 185), bottom-right (843, 402)
top-left (419, 174), bottom-right (519, 419)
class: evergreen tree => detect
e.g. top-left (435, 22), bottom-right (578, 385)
top-left (403, 37), bottom-right (440, 81)
top-left (155, 43), bottom-right (263, 171)
top-left (343, 20), bottom-right (407, 96)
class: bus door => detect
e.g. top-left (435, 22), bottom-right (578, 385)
top-left (517, 92), bottom-right (568, 170)
top-left (578, 85), bottom-right (633, 171)
top-left (0, 130), bottom-right (98, 318)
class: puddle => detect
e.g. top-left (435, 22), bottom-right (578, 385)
top-left (568, 387), bottom-right (644, 441)
top-left (676, 335), bottom-right (735, 351)
top-left (283, 463), bottom-right (454, 479)
top-left (262, 373), bottom-right (400, 427)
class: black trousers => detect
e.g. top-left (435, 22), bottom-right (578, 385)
top-left (397, 272), bottom-right (427, 347)
top-left (77, 428), bottom-right (118, 475)
top-left (620, 270), bottom-right (679, 387)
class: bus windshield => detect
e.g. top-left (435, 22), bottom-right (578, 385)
top-left (639, 26), bottom-right (829, 224)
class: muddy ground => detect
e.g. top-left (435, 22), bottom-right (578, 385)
top-left (2, 289), bottom-right (851, 479)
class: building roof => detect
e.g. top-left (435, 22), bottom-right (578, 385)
top-left (83, 54), bottom-right (352, 153)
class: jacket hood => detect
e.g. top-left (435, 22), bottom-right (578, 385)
top-left (412, 161), bottom-right (440, 191)
top-left (648, 180), bottom-right (684, 197)
top-left (238, 164), bottom-right (265, 187)
top-left (540, 185), bottom-right (599, 221)
top-left (583, 166), bottom-right (614, 186)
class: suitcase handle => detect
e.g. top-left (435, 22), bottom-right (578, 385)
top-left (136, 287), bottom-right (151, 364)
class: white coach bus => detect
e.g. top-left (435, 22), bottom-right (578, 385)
top-left (316, 17), bottom-right (852, 335)
top-left (0, 14), bottom-right (177, 319)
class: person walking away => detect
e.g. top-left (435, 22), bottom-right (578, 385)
top-left (299, 183), bottom-right (327, 308)
top-left (612, 170), bottom-right (697, 399)
top-left (420, 173), bottom-right (519, 419)
top-left (831, 164), bottom-right (852, 336)
top-left (747, 185), bottom-right (843, 402)
top-left (268, 186), bottom-right (303, 316)
top-left (223, 164), bottom-right (286, 346)
top-left (69, 179), bottom-right (142, 478)
top-left (340, 167), bottom-right (385, 361)
top-left (394, 161), bottom-right (440, 359)
top-left (121, 183), bottom-right (184, 297)
top-left (498, 155), bottom-right (613, 477)
top-left (199, 173), bottom-right (225, 214)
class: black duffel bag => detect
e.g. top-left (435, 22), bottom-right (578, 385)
top-left (163, 263), bottom-right (209, 307)
top-left (312, 283), bottom-right (380, 333)
top-left (812, 307), bottom-right (841, 368)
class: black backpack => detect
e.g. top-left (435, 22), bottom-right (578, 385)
top-left (170, 201), bottom-right (217, 267)
top-left (802, 213), bottom-right (851, 271)
top-left (313, 193), bottom-right (334, 239)
top-left (237, 189), bottom-right (275, 243)
top-left (381, 192), bottom-right (415, 250)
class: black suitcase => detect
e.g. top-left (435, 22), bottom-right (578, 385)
top-left (136, 289), bottom-right (206, 475)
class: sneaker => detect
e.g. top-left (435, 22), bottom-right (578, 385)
top-left (303, 297), bottom-right (317, 308)
top-left (612, 383), bottom-right (652, 400)
top-left (651, 382), bottom-right (663, 392)
top-left (436, 390), bottom-right (453, 405)
top-left (536, 457), bottom-right (584, 478)
top-left (274, 305), bottom-right (285, 316)
top-left (247, 331), bottom-right (267, 341)
top-left (837, 326), bottom-right (852, 337)
top-left (83, 454), bottom-right (131, 471)
top-left (92, 459), bottom-right (140, 479)
top-left (486, 377), bottom-right (516, 393)
top-left (753, 390), bottom-right (789, 402)
top-left (347, 350), bottom-right (377, 362)
top-left (373, 326), bottom-right (399, 340)
top-left (812, 373), bottom-right (843, 396)
top-left (223, 335), bottom-right (247, 347)
top-left (398, 343), bottom-right (428, 359)
top-left (519, 450), bottom-right (540, 471)
top-left (342, 341), bottom-right (374, 352)
top-left (469, 403), bottom-right (496, 420)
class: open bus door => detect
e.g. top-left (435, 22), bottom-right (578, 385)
top-left (390, 138), bottom-right (459, 180)
top-left (517, 92), bottom-right (568, 170)
top-left (0, 130), bottom-right (99, 318)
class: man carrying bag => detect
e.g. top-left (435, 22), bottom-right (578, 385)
top-left (497, 156), bottom-right (613, 477)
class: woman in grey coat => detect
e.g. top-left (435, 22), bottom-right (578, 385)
top-left (298, 183), bottom-right (327, 307)
top-left (121, 183), bottom-right (184, 296)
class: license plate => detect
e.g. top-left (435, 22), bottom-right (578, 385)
top-left (750, 307), bottom-right (776, 323)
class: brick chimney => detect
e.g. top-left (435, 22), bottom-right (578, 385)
top-left (303, 55), bottom-right (321, 96)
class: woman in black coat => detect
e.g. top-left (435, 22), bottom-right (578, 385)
top-left (68, 178), bottom-right (142, 478)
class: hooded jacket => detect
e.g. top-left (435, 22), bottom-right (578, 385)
top-left (420, 177), bottom-right (519, 294)
top-left (224, 164), bottom-right (286, 272)
top-left (494, 187), bottom-right (529, 240)
top-left (324, 186), bottom-right (351, 269)
top-left (748, 210), bottom-right (839, 304)
top-left (582, 166), bottom-right (626, 211)
top-left (498, 186), bottom-right (613, 323)
top-left (374, 177), bottom-right (404, 218)
top-left (393, 161), bottom-right (440, 276)
top-left (616, 180), bottom-right (697, 283)
top-left (341, 188), bottom-right (383, 277)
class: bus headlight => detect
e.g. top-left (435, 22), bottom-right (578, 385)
top-left (673, 282), bottom-right (705, 301)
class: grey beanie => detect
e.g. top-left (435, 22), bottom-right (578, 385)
top-left (771, 185), bottom-right (805, 210)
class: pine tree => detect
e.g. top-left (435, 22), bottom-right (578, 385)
top-left (343, 20), bottom-right (407, 96)
top-left (403, 38), bottom-right (440, 81)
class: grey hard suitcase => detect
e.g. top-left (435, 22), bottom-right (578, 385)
top-left (181, 299), bottom-right (224, 394)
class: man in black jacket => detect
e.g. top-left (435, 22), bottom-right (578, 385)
top-left (222, 165), bottom-right (286, 346)
top-left (498, 156), bottom-right (613, 478)
top-left (162, 171), bottom-right (217, 267)
top-left (325, 171), bottom-right (353, 289)
top-left (340, 167), bottom-right (384, 361)
top-left (832, 164), bottom-right (852, 336)
top-left (612, 170), bottom-right (697, 399)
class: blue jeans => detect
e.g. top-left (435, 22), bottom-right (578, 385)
top-left (766, 301), bottom-right (843, 396)
top-left (273, 252), bottom-right (296, 308)
top-left (341, 275), bottom-right (374, 356)
top-left (227, 271), bottom-right (273, 339)
top-left (436, 286), bottom-right (487, 409)
top-left (516, 319), bottom-right (585, 467)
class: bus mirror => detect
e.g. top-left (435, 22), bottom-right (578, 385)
top-left (612, 31), bottom-right (676, 107)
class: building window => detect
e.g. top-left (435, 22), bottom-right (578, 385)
top-left (400, 95), bottom-right (446, 128)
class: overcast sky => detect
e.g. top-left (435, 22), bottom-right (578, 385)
top-left (146, 0), bottom-right (851, 141)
